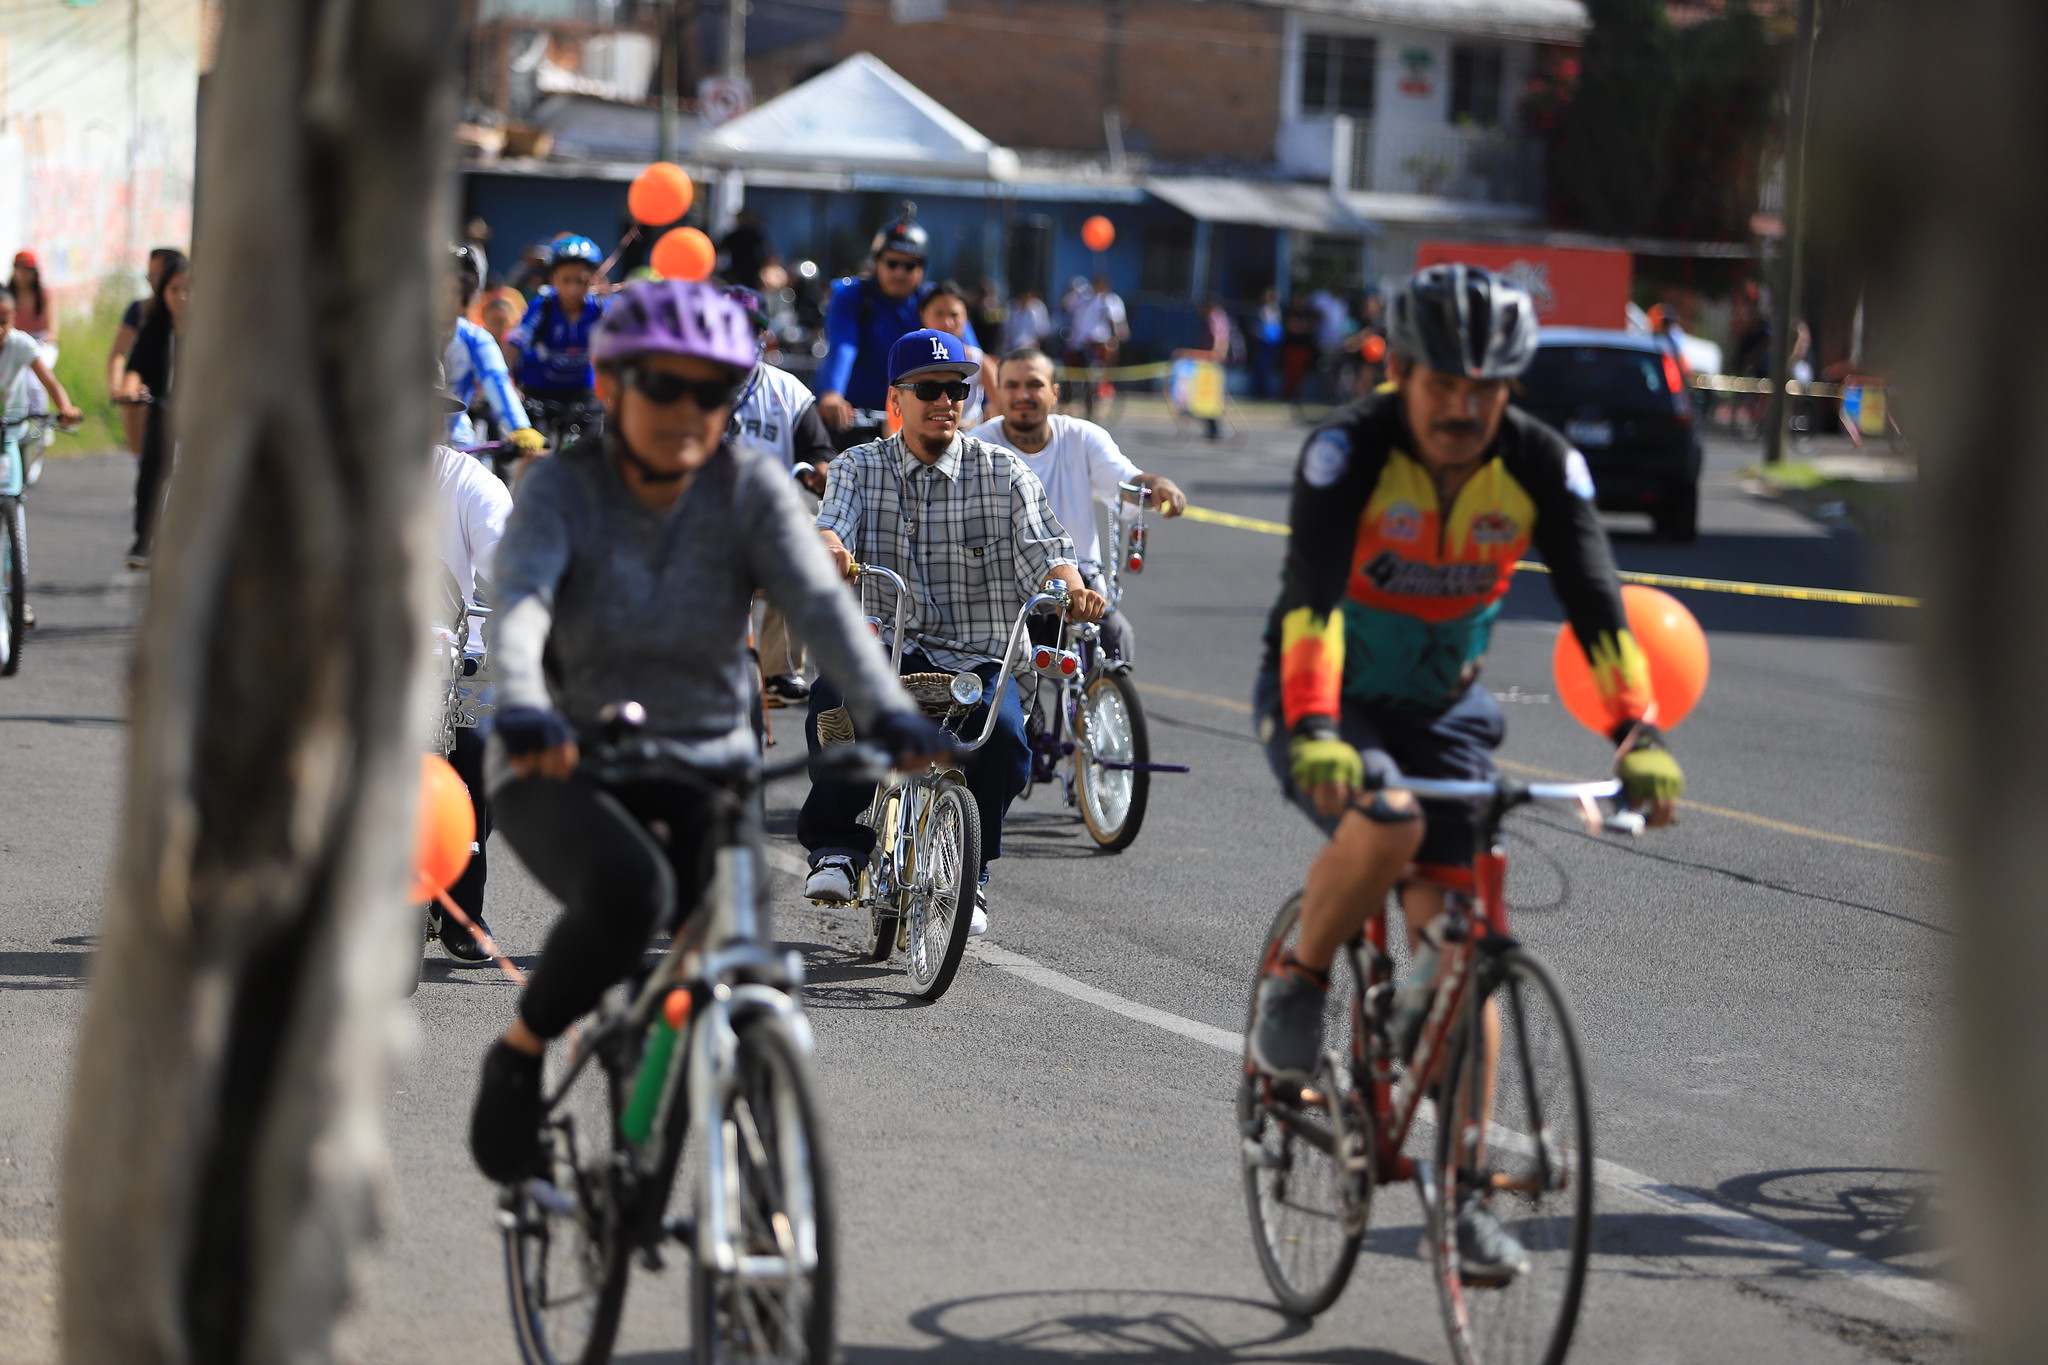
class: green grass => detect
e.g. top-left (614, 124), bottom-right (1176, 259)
top-left (47, 281), bottom-right (143, 453)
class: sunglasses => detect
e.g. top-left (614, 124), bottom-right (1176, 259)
top-left (621, 365), bottom-right (738, 410)
top-left (877, 256), bottom-right (924, 273)
top-left (895, 379), bottom-right (971, 403)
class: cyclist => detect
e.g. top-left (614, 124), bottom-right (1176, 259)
top-left (812, 206), bottom-right (979, 450)
top-left (724, 284), bottom-right (837, 704)
top-left (505, 234), bottom-right (611, 447)
top-left (970, 345), bottom-right (1186, 666)
top-left (799, 329), bottom-right (1104, 936)
top-left (442, 243), bottom-right (545, 461)
top-left (0, 287), bottom-right (81, 434)
top-left (429, 374), bottom-right (513, 962)
top-left (116, 254), bottom-right (188, 569)
top-left (1244, 264), bottom-right (1684, 1282)
top-left (917, 280), bottom-right (997, 426)
top-left (467, 281), bottom-right (945, 1184)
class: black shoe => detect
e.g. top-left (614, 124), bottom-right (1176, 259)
top-left (764, 673), bottom-right (811, 704)
top-left (438, 908), bottom-right (494, 965)
top-left (1248, 959), bottom-right (1328, 1082)
top-left (471, 1039), bottom-right (545, 1185)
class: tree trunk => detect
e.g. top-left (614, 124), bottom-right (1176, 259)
top-left (1821, 2), bottom-right (2048, 1358)
top-left (59, 0), bottom-right (459, 1359)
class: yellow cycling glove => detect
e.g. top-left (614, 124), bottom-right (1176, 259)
top-left (1289, 732), bottom-right (1363, 794)
top-left (1614, 724), bottom-right (1685, 807)
top-left (509, 426), bottom-right (547, 454)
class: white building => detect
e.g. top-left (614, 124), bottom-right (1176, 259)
top-left (1266, 0), bottom-right (1589, 278)
top-left (0, 0), bottom-right (205, 304)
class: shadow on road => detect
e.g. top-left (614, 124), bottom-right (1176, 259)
top-left (0, 949), bottom-right (93, 989)
top-left (1713, 1167), bottom-right (1947, 1278)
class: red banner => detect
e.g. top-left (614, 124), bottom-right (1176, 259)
top-left (1414, 242), bottom-right (1633, 328)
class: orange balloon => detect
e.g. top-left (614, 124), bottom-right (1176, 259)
top-left (1362, 334), bottom-right (1387, 364)
top-left (1551, 585), bottom-right (1709, 735)
top-left (413, 753), bottom-right (476, 903)
top-left (629, 162), bottom-right (694, 226)
top-left (651, 226), bottom-right (715, 282)
top-left (1081, 215), bottom-right (1116, 252)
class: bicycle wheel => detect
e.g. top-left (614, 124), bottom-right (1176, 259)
top-left (1238, 893), bottom-right (1370, 1317)
top-left (691, 1013), bottom-right (837, 1364)
top-left (1, 497), bottom-right (25, 677)
top-left (504, 1039), bottom-right (631, 1365)
top-left (1074, 671), bottom-right (1150, 851)
top-left (861, 791), bottom-right (901, 962)
top-left (1432, 946), bottom-right (1593, 1365)
top-left (902, 778), bottom-right (979, 1000)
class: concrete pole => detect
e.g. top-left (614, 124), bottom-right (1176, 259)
top-left (657, 0), bottom-right (677, 163)
top-left (1762, 0), bottom-right (1817, 463)
top-left (725, 0), bottom-right (745, 79)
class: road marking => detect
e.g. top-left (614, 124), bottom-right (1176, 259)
top-left (1179, 503), bottom-right (1921, 607)
top-left (1140, 683), bottom-right (1942, 864)
top-left (762, 845), bottom-right (1957, 1318)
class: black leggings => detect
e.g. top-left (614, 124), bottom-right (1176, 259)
top-left (493, 774), bottom-right (721, 1040)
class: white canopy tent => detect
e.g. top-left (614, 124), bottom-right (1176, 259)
top-left (693, 52), bottom-right (1021, 182)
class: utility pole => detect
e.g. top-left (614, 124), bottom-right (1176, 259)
top-left (657, 0), bottom-right (677, 163)
top-left (1763, 0), bottom-right (1818, 463)
top-left (725, 0), bottom-right (745, 79)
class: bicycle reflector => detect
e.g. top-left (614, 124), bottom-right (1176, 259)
top-left (1031, 646), bottom-right (1081, 679)
top-left (864, 615), bottom-right (882, 637)
top-left (1126, 523), bottom-right (1147, 574)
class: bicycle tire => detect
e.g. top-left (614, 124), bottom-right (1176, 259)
top-left (1, 497), bottom-right (25, 677)
top-left (861, 792), bottom-right (902, 962)
top-left (1074, 671), bottom-right (1150, 851)
top-left (691, 1013), bottom-right (837, 1364)
top-left (902, 779), bottom-right (978, 1000)
top-left (1239, 892), bottom-right (1369, 1317)
top-left (504, 1042), bottom-right (631, 1365)
top-left (1432, 946), bottom-right (1593, 1365)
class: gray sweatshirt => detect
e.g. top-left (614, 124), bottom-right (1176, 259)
top-left (490, 439), bottom-right (911, 766)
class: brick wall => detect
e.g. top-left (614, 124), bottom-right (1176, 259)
top-left (775, 0), bottom-right (1282, 163)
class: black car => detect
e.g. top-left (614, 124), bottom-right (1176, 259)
top-left (1512, 327), bottom-right (1703, 542)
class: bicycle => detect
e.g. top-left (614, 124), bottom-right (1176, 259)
top-left (500, 705), bottom-right (884, 1365)
top-left (524, 392), bottom-right (606, 455)
top-left (1240, 773), bottom-right (1636, 1365)
top-left (0, 412), bottom-right (74, 676)
top-left (1019, 481), bottom-right (1186, 850)
top-left (813, 562), bottom-right (1065, 1000)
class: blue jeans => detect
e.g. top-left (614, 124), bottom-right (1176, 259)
top-left (799, 650), bottom-right (1031, 874)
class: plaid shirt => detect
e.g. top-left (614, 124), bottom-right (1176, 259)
top-left (816, 432), bottom-right (1077, 670)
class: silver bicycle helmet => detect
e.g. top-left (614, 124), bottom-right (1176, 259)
top-left (1387, 264), bottom-right (1538, 380)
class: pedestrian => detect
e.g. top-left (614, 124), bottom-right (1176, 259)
top-left (118, 251), bottom-right (189, 569)
top-left (1254, 288), bottom-right (1284, 399)
top-left (717, 208), bottom-right (779, 291)
top-left (1193, 298), bottom-right (1240, 441)
top-left (1068, 273), bottom-right (1129, 420)
top-left (1281, 290), bottom-right (1319, 408)
top-left (107, 248), bottom-right (181, 457)
top-left (1002, 286), bottom-right (1052, 353)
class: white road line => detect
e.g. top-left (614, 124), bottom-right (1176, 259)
top-left (763, 846), bottom-right (1960, 1321)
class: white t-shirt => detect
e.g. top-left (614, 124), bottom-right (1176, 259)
top-left (729, 360), bottom-right (818, 466)
top-left (970, 413), bottom-right (1139, 571)
top-left (1071, 292), bottom-right (1127, 346)
top-left (434, 445), bottom-right (513, 631)
top-left (0, 330), bottom-right (41, 412)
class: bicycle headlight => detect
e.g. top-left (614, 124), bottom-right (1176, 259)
top-left (949, 671), bottom-right (984, 707)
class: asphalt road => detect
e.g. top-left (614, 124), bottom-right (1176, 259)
top-left (0, 421), bottom-right (1959, 1365)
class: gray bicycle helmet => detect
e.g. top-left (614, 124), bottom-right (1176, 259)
top-left (870, 203), bottom-right (929, 261)
top-left (1386, 264), bottom-right (1538, 380)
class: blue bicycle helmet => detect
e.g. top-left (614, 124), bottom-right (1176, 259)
top-left (549, 235), bottom-right (603, 269)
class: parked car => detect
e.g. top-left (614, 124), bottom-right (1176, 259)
top-left (1513, 327), bottom-right (1703, 542)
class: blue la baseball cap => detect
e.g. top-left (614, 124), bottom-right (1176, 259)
top-left (888, 328), bottom-right (980, 385)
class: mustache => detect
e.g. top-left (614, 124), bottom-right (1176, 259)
top-left (1431, 419), bottom-right (1484, 436)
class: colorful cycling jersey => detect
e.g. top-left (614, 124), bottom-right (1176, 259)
top-left (1263, 392), bottom-right (1653, 731)
top-left (507, 289), bottom-right (610, 393)
top-left (444, 317), bottom-right (532, 446)
top-left (813, 277), bottom-right (978, 410)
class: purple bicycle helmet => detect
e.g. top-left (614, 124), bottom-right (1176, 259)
top-left (591, 279), bottom-right (756, 373)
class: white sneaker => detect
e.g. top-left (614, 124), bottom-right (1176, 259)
top-left (804, 856), bottom-right (857, 904)
top-left (968, 904), bottom-right (989, 937)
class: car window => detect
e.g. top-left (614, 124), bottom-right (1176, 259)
top-left (1516, 346), bottom-right (1671, 413)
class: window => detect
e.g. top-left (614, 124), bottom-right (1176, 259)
top-left (1450, 44), bottom-right (1504, 126)
top-left (1301, 33), bottom-right (1376, 117)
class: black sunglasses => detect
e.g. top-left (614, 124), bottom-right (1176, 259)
top-left (877, 256), bottom-right (924, 273)
top-left (895, 379), bottom-right (971, 403)
top-left (621, 365), bottom-right (738, 410)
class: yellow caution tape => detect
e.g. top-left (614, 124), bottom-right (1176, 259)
top-left (1180, 504), bottom-right (1919, 607)
top-left (1053, 361), bottom-right (1174, 383)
